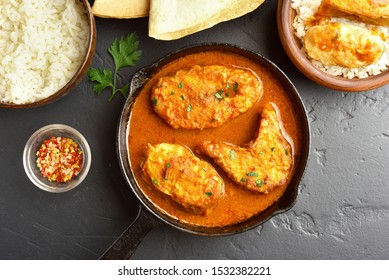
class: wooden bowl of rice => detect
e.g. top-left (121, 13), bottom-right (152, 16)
top-left (277, 0), bottom-right (389, 92)
top-left (0, 0), bottom-right (96, 108)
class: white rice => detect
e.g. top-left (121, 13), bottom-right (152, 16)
top-left (0, 0), bottom-right (89, 104)
top-left (291, 0), bottom-right (389, 79)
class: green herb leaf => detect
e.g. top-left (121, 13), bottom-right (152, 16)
top-left (229, 150), bottom-right (235, 160)
top-left (246, 171), bottom-right (258, 177)
top-left (215, 91), bottom-right (224, 100)
top-left (178, 81), bottom-right (183, 88)
top-left (108, 33), bottom-right (142, 70)
top-left (241, 177), bottom-right (246, 182)
top-left (166, 163), bottom-right (171, 168)
top-left (205, 192), bottom-right (213, 197)
top-left (171, 91), bottom-right (175, 95)
top-left (180, 95), bottom-right (185, 100)
top-left (88, 68), bottom-right (113, 94)
top-left (233, 82), bottom-right (239, 92)
top-left (117, 83), bottom-right (130, 98)
top-left (186, 104), bottom-right (193, 112)
top-left (152, 179), bottom-right (158, 186)
top-left (88, 32), bottom-right (141, 101)
top-left (152, 97), bottom-right (158, 106)
top-left (255, 179), bottom-right (263, 187)
top-left (271, 147), bottom-right (275, 152)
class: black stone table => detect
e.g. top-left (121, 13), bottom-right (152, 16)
top-left (0, 0), bottom-right (388, 259)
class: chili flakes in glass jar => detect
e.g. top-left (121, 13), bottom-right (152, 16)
top-left (36, 136), bottom-right (83, 183)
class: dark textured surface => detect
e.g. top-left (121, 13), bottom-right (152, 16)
top-left (0, 0), bottom-right (388, 260)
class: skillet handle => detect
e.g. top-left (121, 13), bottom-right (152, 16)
top-left (100, 206), bottom-right (162, 260)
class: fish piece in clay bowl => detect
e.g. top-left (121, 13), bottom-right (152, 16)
top-left (277, 0), bottom-right (389, 91)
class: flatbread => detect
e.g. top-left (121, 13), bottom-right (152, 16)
top-left (148, 0), bottom-right (265, 40)
top-left (92, 0), bottom-right (150, 18)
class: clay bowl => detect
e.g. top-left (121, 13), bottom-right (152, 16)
top-left (100, 43), bottom-right (311, 259)
top-left (0, 0), bottom-right (96, 108)
top-left (277, 0), bottom-right (389, 92)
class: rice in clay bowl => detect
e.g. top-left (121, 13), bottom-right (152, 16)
top-left (277, 0), bottom-right (389, 91)
top-left (0, 0), bottom-right (96, 108)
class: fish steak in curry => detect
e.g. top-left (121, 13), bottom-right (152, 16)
top-left (141, 143), bottom-right (224, 213)
top-left (200, 104), bottom-right (292, 194)
top-left (151, 65), bottom-right (263, 130)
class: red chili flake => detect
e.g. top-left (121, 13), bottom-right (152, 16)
top-left (36, 136), bottom-right (83, 183)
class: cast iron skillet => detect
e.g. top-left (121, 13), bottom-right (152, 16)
top-left (100, 43), bottom-right (311, 259)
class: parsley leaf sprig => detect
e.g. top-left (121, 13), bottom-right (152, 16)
top-left (88, 32), bottom-right (142, 101)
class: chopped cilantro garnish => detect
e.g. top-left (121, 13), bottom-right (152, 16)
top-left (186, 104), bottom-right (192, 112)
top-left (241, 178), bottom-right (246, 183)
top-left (166, 163), bottom-right (171, 168)
top-left (205, 192), bottom-right (213, 197)
top-left (178, 81), bottom-right (183, 88)
top-left (215, 92), bottom-right (223, 100)
top-left (152, 97), bottom-right (157, 106)
top-left (152, 179), bottom-right (158, 185)
top-left (171, 91), bottom-right (175, 95)
top-left (271, 147), bottom-right (275, 152)
top-left (246, 171), bottom-right (258, 177)
top-left (180, 95), bottom-right (185, 100)
top-left (255, 180), bottom-right (263, 187)
top-left (285, 149), bottom-right (289, 156)
top-left (229, 150), bottom-right (235, 160)
top-left (233, 82), bottom-right (239, 92)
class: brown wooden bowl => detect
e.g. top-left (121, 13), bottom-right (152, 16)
top-left (277, 0), bottom-right (389, 92)
top-left (0, 0), bottom-right (96, 108)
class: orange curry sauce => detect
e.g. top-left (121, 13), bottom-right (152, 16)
top-left (128, 51), bottom-right (302, 227)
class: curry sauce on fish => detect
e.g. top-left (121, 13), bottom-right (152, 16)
top-left (128, 51), bottom-right (302, 227)
top-left (151, 65), bottom-right (263, 129)
top-left (200, 104), bottom-right (293, 194)
top-left (141, 143), bottom-right (225, 214)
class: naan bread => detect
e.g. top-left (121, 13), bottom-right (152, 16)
top-left (148, 0), bottom-right (265, 40)
top-left (92, 0), bottom-right (150, 18)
